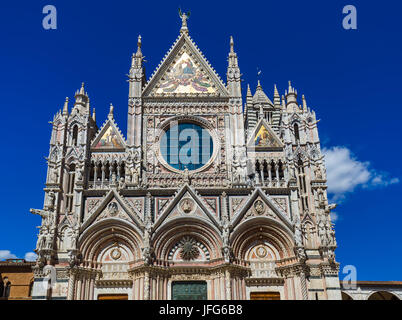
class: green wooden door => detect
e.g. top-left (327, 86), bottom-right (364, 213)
top-left (172, 281), bottom-right (207, 300)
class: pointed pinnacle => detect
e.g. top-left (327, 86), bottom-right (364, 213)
top-left (63, 97), bottom-right (69, 115)
top-left (137, 35), bottom-right (142, 55)
top-left (247, 84), bottom-right (252, 97)
top-left (230, 36), bottom-right (234, 53)
top-left (80, 82), bottom-right (85, 94)
top-left (109, 103), bottom-right (114, 118)
top-left (274, 84), bottom-right (279, 96)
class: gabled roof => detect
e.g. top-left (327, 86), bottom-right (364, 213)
top-left (142, 33), bottom-right (229, 97)
top-left (253, 81), bottom-right (273, 106)
top-left (91, 117), bottom-right (126, 152)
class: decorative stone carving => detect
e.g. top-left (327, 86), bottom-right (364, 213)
top-left (107, 202), bottom-right (119, 217)
top-left (254, 200), bottom-right (265, 215)
top-left (179, 237), bottom-right (200, 261)
top-left (180, 198), bottom-right (194, 214)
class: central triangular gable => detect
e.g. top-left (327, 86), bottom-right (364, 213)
top-left (143, 34), bottom-right (229, 97)
top-left (153, 184), bottom-right (221, 231)
top-left (247, 118), bottom-right (283, 150)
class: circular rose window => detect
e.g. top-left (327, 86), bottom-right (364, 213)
top-left (160, 122), bottom-right (213, 171)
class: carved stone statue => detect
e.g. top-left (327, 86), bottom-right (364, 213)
top-left (314, 167), bottom-right (323, 180)
top-left (69, 225), bottom-right (80, 250)
top-left (46, 192), bottom-right (56, 211)
top-left (131, 167), bottom-right (139, 185)
top-left (294, 220), bottom-right (303, 247)
top-left (36, 227), bottom-right (47, 250)
top-left (118, 177), bottom-right (126, 190)
top-left (318, 220), bottom-right (327, 247)
top-left (183, 168), bottom-right (190, 184)
top-left (50, 168), bottom-right (58, 183)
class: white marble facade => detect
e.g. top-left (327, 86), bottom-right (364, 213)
top-left (30, 14), bottom-right (342, 300)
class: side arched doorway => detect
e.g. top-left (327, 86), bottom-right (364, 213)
top-left (368, 291), bottom-right (400, 300)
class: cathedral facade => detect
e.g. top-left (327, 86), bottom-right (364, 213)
top-left (30, 15), bottom-right (341, 300)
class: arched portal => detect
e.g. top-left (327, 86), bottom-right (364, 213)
top-left (368, 291), bottom-right (400, 300)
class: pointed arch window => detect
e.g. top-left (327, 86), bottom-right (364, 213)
top-left (72, 125), bottom-right (78, 146)
top-left (294, 123), bottom-right (300, 143)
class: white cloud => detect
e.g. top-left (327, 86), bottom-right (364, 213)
top-left (323, 146), bottom-right (399, 201)
top-left (24, 252), bottom-right (38, 262)
top-left (0, 250), bottom-right (38, 262)
top-left (0, 250), bottom-right (17, 261)
top-left (330, 211), bottom-right (339, 223)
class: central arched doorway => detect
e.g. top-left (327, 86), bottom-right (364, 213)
top-left (172, 281), bottom-right (207, 300)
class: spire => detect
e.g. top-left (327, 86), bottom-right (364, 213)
top-left (227, 35), bottom-right (241, 97)
top-left (131, 35), bottom-right (143, 69)
top-left (274, 84), bottom-right (281, 107)
top-left (108, 103), bottom-right (114, 119)
top-left (302, 94), bottom-right (308, 111)
top-left (136, 35), bottom-right (142, 56)
top-left (92, 108), bottom-right (96, 122)
top-left (179, 8), bottom-right (190, 34)
top-left (247, 84), bottom-right (252, 97)
top-left (62, 97), bottom-right (69, 116)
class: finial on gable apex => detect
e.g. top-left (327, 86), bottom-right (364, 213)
top-left (179, 8), bottom-right (191, 34)
top-left (108, 103), bottom-right (114, 119)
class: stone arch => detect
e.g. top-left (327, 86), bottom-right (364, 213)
top-left (57, 225), bottom-right (72, 252)
top-left (341, 291), bottom-right (354, 300)
top-left (231, 217), bottom-right (295, 262)
top-left (153, 217), bottom-right (222, 262)
top-left (367, 291), bottom-right (400, 300)
top-left (79, 219), bottom-right (143, 267)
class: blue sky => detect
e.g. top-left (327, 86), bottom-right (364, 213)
top-left (0, 1), bottom-right (401, 280)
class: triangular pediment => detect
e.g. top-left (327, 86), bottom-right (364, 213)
top-left (154, 184), bottom-right (221, 231)
top-left (91, 118), bottom-right (126, 152)
top-left (143, 34), bottom-right (229, 97)
top-left (231, 188), bottom-right (293, 231)
top-left (81, 189), bottom-right (143, 232)
top-left (247, 119), bottom-right (284, 150)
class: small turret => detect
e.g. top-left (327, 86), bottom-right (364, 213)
top-left (286, 81), bottom-right (298, 112)
top-left (73, 82), bottom-right (90, 115)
